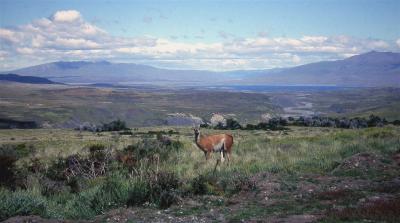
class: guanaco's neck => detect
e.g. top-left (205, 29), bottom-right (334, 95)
top-left (195, 132), bottom-right (202, 146)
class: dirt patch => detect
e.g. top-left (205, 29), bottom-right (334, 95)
top-left (267, 214), bottom-right (321, 223)
top-left (3, 215), bottom-right (82, 223)
top-left (392, 152), bottom-right (400, 166)
top-left (327, 197), bottom-right (400, 223)
top-left (332, 152), bottom-right (390, 175)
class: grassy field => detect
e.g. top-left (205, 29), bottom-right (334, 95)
top-left (1, 125), bottom-right (399, 222)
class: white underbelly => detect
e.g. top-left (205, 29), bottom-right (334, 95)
top-left (212, 140), bottom-right (225, 152)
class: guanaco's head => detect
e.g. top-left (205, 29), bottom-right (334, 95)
top-left (193, 127), bottom-right (200, 140)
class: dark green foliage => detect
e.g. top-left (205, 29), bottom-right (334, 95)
top-left (46, 157), bottom-right (68, 181)
top-left (40, 177), bottom-right (70, 197)
top-left (0, 188), bottom-right (47, 221)
top-left (67, 177), bottom-right (87, 194)
top-left (123, 138), bottom-right (183, 162)
top-left (119, 130), bottom-right (133, 135)
top-left (148, 171), bottom-right (180, 208)
top-left (243, 119), bottom-right (289, 131)
top-left (190, 172), bottom-right (256, 196)
top-left (0, 118), bottom-right (38, 129)
top-left (90, 175), bottom-right (131, 214)
top-left (0, 146), bottom-right (18, 188)
top-left (200, 123), bottom-right (209, 128)
top-left (213, 118), bottom-right (242, 130)
top-left (0, 144), bottom-right (35, 189)
top-left (88, 143), bottom-right (107, 161)
top-left (146, 130), bottom-right (180, 135)
top-left (126, 180), bottom-right (150, 206)
top-left (367, 114), bottom-right (387, 127)
top-left (276, 114), bottom-right (388, 129)
top-left (217, 172), bottom-right (256, 195)
top-left (191, 175), bottom-right (209, 195)
top-left (76, 119), bottom-right (129, 132)
top-left (13, 143), bottom-right (36, 158)
top-left (239, 114), bottom-right (388, 130)
top-left (225, 118), bottom-right (242, 129)
top-left (128, 171), bottom-right (181, 208)
top-left (101, 119), bottom-right (129, 131)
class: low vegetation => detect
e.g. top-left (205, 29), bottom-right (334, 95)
top-left (0, 124), bottom-right (399, 221)
top-left (75, 119), bottom-right (129, 132)
top-left (211, 114), bottom-right (397, 131)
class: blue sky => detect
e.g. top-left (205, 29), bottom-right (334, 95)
top-left (1, 0), bottom-right (399, 70)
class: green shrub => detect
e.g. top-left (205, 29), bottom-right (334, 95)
top-left (0, 188), bottom-right (47, 221)
top-left (191, 175), bottom-right (210, 195)
top-left (46, 157), bottom-right (68, 181)
top-left (90, 174), bottom-right (131, 213)
top-left (190, 172), bottom-right (256, 196)
top-left (87, 143), bottom-right (109, 161)
top-left (128, 171), bottom-right (181, 209)
top-left (0, 146), bottom-right (18, 188)
top-left (102, 119), bottom-right (128, 131)
top-left (223, 172), bottom-right (256, 194)
top-left (123, 138), bottom-right (183, 164)
top-left (64, 186), bottom-right (99, 220)
top-left (126, 180), bottom-right (150, 206)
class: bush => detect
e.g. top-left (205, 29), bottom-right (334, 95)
top-left (76, 119), bottom-right (129, 132)
top-left (148, 171), bottom-right (180, 208)
top-left (127, 180), bottom-right (150, 206)
top-left (63, 144), bottom-right (112, 180)
top-left (223, 172), bottom-right (256, 194)
top-left (213, 118), bottom-right (242, 130)
top-left (0, 146), bottom-right (18, 188)
top-left (101, 119), bottom-right (128, 131)
top-left (64, 187), bottom-right (99, 219)
top-left (191, 175), bottom-right (210, 195)
top-left (122, 138), bottom-right (183, 164)
top-left (90, 174), bottom-right (131, 214)
top-left (0, 188), bottom-right (47, 221)
top-left (190, 172), bottom-right (256, 196)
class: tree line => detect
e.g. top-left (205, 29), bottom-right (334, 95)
top-left (206, 114), bottom-right (399, 130)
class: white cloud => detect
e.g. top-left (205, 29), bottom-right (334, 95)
top-left (54, 37), bottom-right (100, 49)
top-left (0, 10), bottom-right (399, 71)
top-left (0, 28), bottom-right (18, 42)
top-left (16, 47), bottom-right (34, 54)
top-left (301, 36), bottom-right (328, 43)
top-left (51, 10), bottom-right (81, 23)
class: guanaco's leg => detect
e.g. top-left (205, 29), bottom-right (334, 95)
top-left (206, 151), bottom-right (211, 160)
top-left (213, 159), bottom-right (221, 173)
top-left (223, 143), bottom-right (230, 164)
top-left (227, 152), bottom-right (231, 164)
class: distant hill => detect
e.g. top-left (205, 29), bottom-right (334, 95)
top-left (9, 61), bottom-right (225, 85)
top-left (6, 51), bottom-right (400, 87)
top-left (252, 51), bottom-right (400, 87)
top-left (0, 73), bottom-right (56, 84)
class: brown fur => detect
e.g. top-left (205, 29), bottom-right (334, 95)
top-left (194, 129), bottom-right (233, 162)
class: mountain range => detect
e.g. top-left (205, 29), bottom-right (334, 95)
top-left (5, 51), bottom-right (400, 87)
